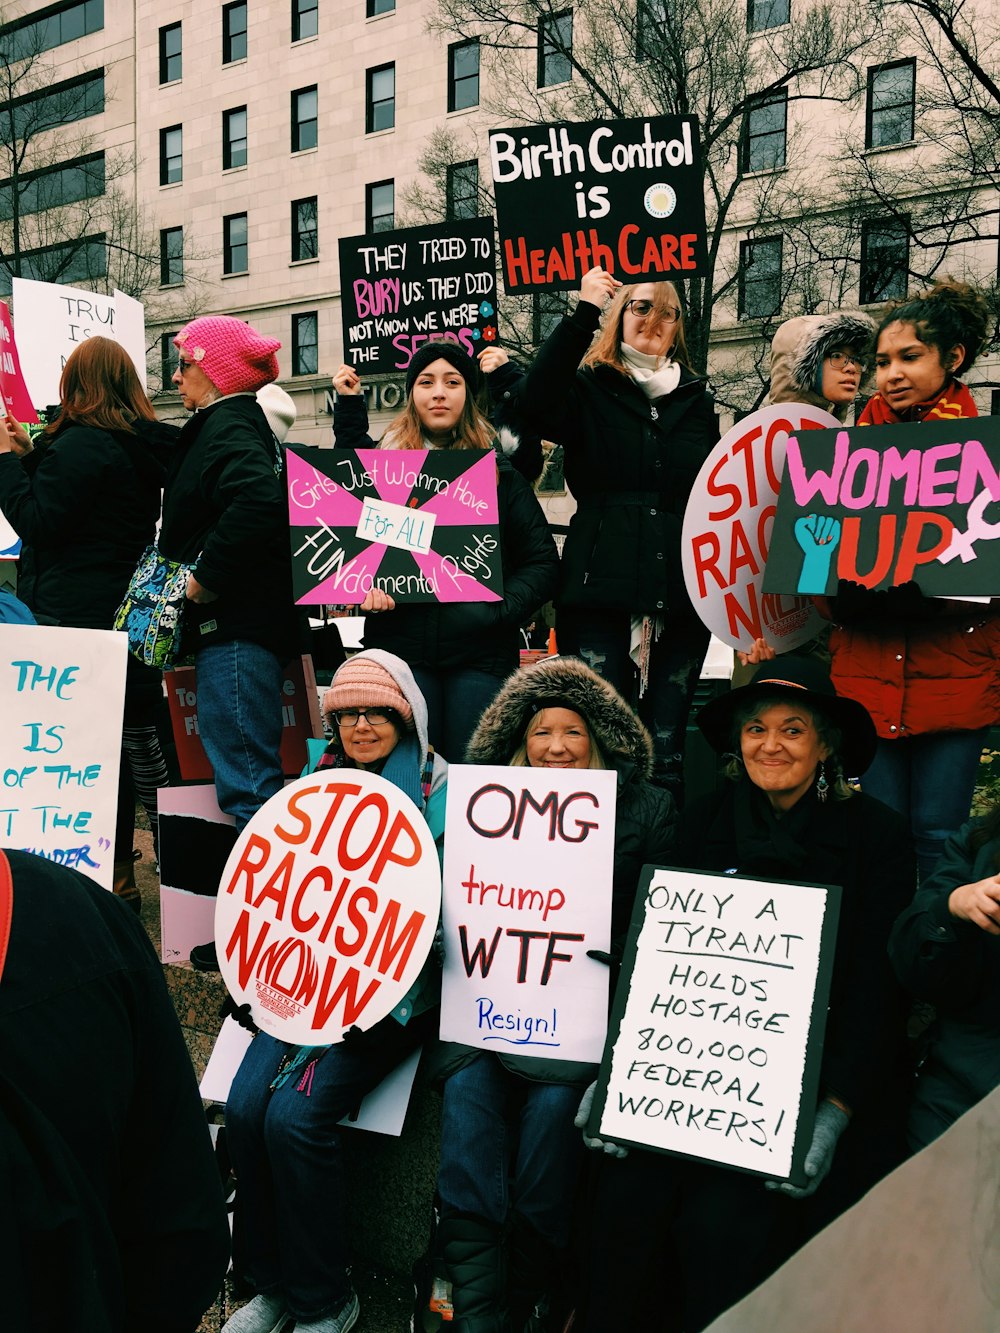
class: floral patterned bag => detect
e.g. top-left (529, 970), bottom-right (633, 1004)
top-left (113, 543), bottom-right (192, 668)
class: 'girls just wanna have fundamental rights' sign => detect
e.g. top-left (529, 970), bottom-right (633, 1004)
top-left (286, 446), bottom-right (504, 605)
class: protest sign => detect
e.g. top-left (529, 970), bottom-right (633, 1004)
top-left (287, 445), bottom-right (503, 605)
top-left (158, 784), bottom-right (237, 965)
top-left (11, 278), bottom-right (147, 408)
top-left (440, 764), bottom-right (617, 1063)
top-left (0, 301), bottom-right (38, 424)
top-left (166, 655), bottom-right (322, 780)
top-left (0, 624), bottom-right (126, 890)
top-left (682, 405), bottom-right (839, 650)
top-left (0, 506), bottom-right (20, 559)
top-left (489, 116), bottom-right (708, 293)
top-left (339, 217), bottom-right (498, 374)
top-left (215, 770), bottom-right (441, 1043)
top-left (589, 866), bottom-right (839, 1182)
top-left (763, 416), bottom-right (1000, 597)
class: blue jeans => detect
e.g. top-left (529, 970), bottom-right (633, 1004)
top-left (227, 1019), bottom-right (427, 1319)
top-left (195, 640), bottom-right (285, 832)
top-left (861, 728), bottom-right (987, 881)
top-left (436, 1054), bottom-right (583, 1247)
top-left (411, 666), bottom-right (505, 764)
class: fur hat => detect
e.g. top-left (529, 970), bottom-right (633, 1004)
top-left (322, 655), bottom-right (414, 729)
top-left (768, 312), bottom-right (875, 421)
top-left (696, 655), bottom-right (877, 775)
top-left (405, 341), bottom-right (482, 397)
top-left (175, 316), bottom-right (281, 396)
top-left (256, 383), bottom-right (296, 443)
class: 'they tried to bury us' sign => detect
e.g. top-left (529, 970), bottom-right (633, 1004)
top-left (588, 867), bottom-right (840, 1185)
top-left (287, 446), bottom-right (504, 605)
top-left (490, 115), bottom-right (708, 293)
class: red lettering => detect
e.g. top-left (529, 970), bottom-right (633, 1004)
top-left (274, 785), bottom-right (320, 844)
top-left (334, 886), bottom-right (379, 956)
top-left (725, 583), bottom-right (764, 642)
top-left (252, 850), bottom-right (295, 917)
top-left (370, 808), bottom-right (422, 883)
top-left (364, 901), bottom-right (427, 981)
top-left (838, 514), bottom-right (896, 587)
top-left (339, 793), bottom-right (389, 871)
top-left (692, 531), bottom-right (725, 597)
top-left (311, 958), bottom-right (381, 1031)
top-left (225, 909), bottom-right (271, 988)
top-left (224, 832), bottom-right (271, 901)
top-left (894, 512), bottom-right (955, 583)
top-left (291, 864), bottom-right (332, 933)
top-left (617, 223), bottom-right (641, 274)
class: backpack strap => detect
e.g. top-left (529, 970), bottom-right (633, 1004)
top-left (0, 849), bottom-right (12, 982)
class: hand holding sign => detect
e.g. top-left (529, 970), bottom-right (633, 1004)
top-left (580, 266), bottom-right (621, 308)
top-left (333, 363), bottom-right (362, 396)
top-left (793, 514), bottom-right (842, 594)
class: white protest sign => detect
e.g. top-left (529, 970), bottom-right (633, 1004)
top-left (215, 770), bottom-right (441, 1044)
top-left (11, 278), bottom-right (147, 408)
top-left (440, 764), bottom-right (617, 1063)
top-left (591, 867), bottom-right (839, 1181)
top-left (681, 405), bottom-right (839, 652)
top-left (0, 624), bottom-right (126, 890)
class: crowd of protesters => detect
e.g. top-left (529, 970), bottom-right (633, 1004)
top-left (1, 267), bottom-right (998, 1333)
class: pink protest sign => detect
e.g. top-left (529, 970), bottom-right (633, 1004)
top-left (287, 446), bottom-right (504, 604)
top-left (0, 302), bottom-right (38, 424)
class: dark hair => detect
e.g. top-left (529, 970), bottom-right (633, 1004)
top-left (875, 278), bottom-right (992, 377)
top-left (724, 693), bottom-right (852, 800)
top-left (44, 336), bottom-right (156, 437)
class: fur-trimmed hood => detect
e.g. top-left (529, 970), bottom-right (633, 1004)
top-left (768, 311), bottom-right (876, 421)
top-left (466, 655), bottom-right (654, 782)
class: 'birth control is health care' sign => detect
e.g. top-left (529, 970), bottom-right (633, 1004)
top-left (0, 624), bottom-right (127, 891)
top-left (287, 446), bottom-right (504, 605)
top-left (490, 116), bottom-right (708, 293)
top-left (763, 416), bottom-right (1000, 598)
top-left (215, 770), bottom-right (441, 1043)
top-left (589, 867), bottom-right (840, 1183)
top-left (440, 764), bottom-right (617, 1063)
top-left (681, 405), bottom-right (839, 651)
top-left (339, 217), bottom-right (498, 374)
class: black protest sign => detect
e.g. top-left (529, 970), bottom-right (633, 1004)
top-left (763, 416), bottom-right (1000, 597)
top-left (588, 866), bottom-right (840, 1185)
top-left (338, 217), bottom-right (498, 375)
top-left (489, 116), bottom-right (708, 293)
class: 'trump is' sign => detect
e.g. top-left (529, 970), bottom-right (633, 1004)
top-left (682, 405), bottom-right (839, 651)
top-left (490, 116), bottom-right (708, 293)
top-left (440, 764), bottom-right (617, 1063)
top-left (215, 771), bottom-right (441, 1043)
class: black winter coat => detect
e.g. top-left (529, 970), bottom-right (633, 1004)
top-left (159, 395), bottom-right (302, 659)
top-left (0, 420), bottom-right (170, 629)
top-left (518, 301), bottom-right (718, 617)
top-left (332, 394), bottom-right (558, 677)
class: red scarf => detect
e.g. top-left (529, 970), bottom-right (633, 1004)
top-left (857, 378), bottom-right (978, 425)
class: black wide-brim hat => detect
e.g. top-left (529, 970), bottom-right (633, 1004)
top-left (696, 655), bottom-right (878, 777)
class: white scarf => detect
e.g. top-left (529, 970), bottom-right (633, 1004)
top-left (621, 343), bottom-right (681, 398)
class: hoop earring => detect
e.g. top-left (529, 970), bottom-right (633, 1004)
top-left (816, 760), bottom-right (829, 804)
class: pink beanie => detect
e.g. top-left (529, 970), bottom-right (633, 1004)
top-left (174, 316), bottom-right (281, 395)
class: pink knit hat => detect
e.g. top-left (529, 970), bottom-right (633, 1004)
top-left (321, 656), bottom-right (414, 729)
top-left (174, 316), bottom-right (281, 395)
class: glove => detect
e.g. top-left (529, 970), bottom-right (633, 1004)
top-left (830, 578), bottom-right (879, 624)
top-left (219, 995), bottom-right (258, 1036)
top-left (574, 1081), bottom-right (629, 1159)
top-left (768, 1100), bottom-right (849, 1198)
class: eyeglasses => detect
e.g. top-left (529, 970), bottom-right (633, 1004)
top-left (332, 708), bottom-right (395, 728)
top-left (624, 299), bottom-right (680, 322)
top-left (827, 351), bottom-right (868, 372)
top-left (175, 358), bottom-right (194, 374)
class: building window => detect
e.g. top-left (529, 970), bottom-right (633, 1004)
top-left (159, 125), bottom-right (182, 185)
top-left (860, 218), bottom-right (909, 304)
top-left (222, 0), bottom-right (247, 63)
top-left (742, 91), bottom-right (787, 172)
top-left (223, 212), bottom-right (248, 273)
top-left (291, 85), bottom-right (318, 151)
top-left (365, 179), bottom-right (394, 232)
top-left (158, 22), bottom-right (181, 83)
top-left (0, 233), bottom-right (106, 297)
top-left (0, 151), bottom-right (105, 220)
top-left (866, 60), bottom-right (915, 149)
top-left (637, 0), bottom-right (668, 60)
top-left (533, 291), bottom-right (566, 344)
top-left (2, 70), bottom-right (104, 138)
top-left (223, 106), bottom-right (247, 169)
top-left (160, 226), bottom-right (183, 285)
top-left (292, 0), bottom-right (317, 40)
top-left (160, 330), bottom-right (179, 391)
top-left (446, 161), bottom-right (479, 220)
top-left (538, 10), bottom-right (572, 87)
top-left (293, 311), bottom-right (318, 375)
top-left (448, 39), bottom-right (479, 112)
top-left (366, 64), bottom-right (395, 133)
top-left (747, 0), bottom-right (789, 32)
top-left (0, 0), bottom-right (104, 61)
top-left (291, 196), bottom-right (318, 261)
top-left (738, 237), bottom-right (783, 319)
top-left (367, 0), bottom-right (394, 14)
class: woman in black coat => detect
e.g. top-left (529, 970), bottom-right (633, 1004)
top-left (517, 267), bottom-right (719, 805)
top-left (0, 337), bottom-right (173, 903)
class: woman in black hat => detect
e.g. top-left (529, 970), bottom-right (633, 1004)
top-left (575, 656), bottom-right (916, 1332)
top-left (331, 344), bottom-right (558, 761)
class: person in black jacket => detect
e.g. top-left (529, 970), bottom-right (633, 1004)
top-left (518, 267), bottom-right (719, 806)
top-left (331, 342), bottom-right (558, 761)
top-left (0, 336), bottom-right (174, 905)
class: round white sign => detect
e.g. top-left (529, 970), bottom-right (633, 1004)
top-left (681, 403), bottom-right (841, 652)
top-left (215, 769), bottom-right (441, 1044)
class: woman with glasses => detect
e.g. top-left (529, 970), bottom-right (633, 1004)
top-left (223, 649), bottom-right (447, 1333)
top-left (767, 310), bottom-right (875, 420)
top-left (517, 267), bottom-right (719, 806)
